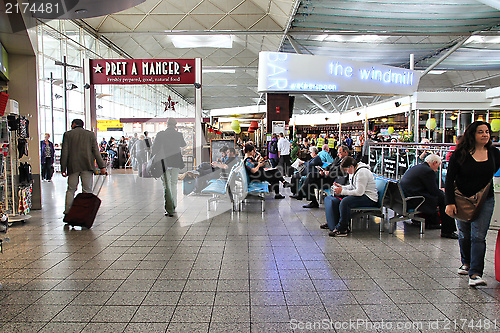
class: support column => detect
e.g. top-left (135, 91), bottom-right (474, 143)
top-left (8, 54), bottom-right (41, 210)
top-left (195, 58), bottom-right (203, 165)
top-left (266, 93), bottom-right (291, 134)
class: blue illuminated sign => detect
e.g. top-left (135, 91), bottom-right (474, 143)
top-left (258, 52), bottom-right (421, 95)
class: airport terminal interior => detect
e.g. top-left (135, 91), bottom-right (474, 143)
top-left (1, 0), bottom-right (500, 332)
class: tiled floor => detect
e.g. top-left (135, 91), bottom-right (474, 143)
top-left (1, 172), bottom-right (499, 332)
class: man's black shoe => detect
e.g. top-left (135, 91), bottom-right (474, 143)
top-left (290, 194), bottom-right (302, 200)
top-left (320, 223), bottom-right (329, 229)
top-left (303, 202), bottom-right (319, 208)
top-left (441, 232), bottom-right (459, 239)
top-left (275, 194), bottom-right (285, 199)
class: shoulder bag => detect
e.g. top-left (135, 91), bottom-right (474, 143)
top-left (452, 181), bottom-right (491, 222)
top-left (146, 155), bottom-right (166, 179)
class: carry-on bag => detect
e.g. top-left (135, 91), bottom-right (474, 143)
top-left (496, 229), bottom-right (500, 283)
top-left (183, 177), bottom-right (195, 195)
top-left (63, 174), bottom-right (107, 228)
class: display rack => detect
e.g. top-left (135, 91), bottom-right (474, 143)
top-left (2, 115), bottom-right (31, 224)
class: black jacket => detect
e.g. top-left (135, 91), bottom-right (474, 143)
top-left (400, 162), bottom-right (440, 214)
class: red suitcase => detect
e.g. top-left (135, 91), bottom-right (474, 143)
top-left (496, 229), bottom-right (500, 283)
top-left (63, 175), bottom-right (106, 228)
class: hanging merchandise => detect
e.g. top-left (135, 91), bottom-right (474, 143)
top-left (7, 115), bottom-right (17, 131)
top-left (17, 185), bottom-right (32, 215)
top-left (0, 121), bottom-right (7, 141)
top-left (17, 138), bottom-right (28, 158)
top-left (18, 116), bottom-right (29, 138)
top-left (18, 162), bottom-right (33, 185)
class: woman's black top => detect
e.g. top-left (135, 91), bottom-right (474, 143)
top-left (445, 146), bottom-right (500, 205)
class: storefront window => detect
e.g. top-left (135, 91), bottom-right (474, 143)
top-left (36, 21), bottom-right (195, 145)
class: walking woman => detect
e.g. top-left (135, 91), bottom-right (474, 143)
top-left (152, 118), bottom-right (186, 217)
top-left (40, 133), bottom-right (55, 182)
top-left (445, 121), bottom-right (500, 287)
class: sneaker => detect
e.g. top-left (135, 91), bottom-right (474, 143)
top-left (274, 194), bottom-right (285, 199)
top-left (469, 275), bottom-right (487, 287)
top-left (457, 265), bottom-right (469, 275)
top-left (329, 229), bottom-right (349, 237)
top-left (303, 202), bottom-right (319, 208)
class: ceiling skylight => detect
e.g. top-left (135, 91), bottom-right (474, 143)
top-left (170, 35), bottom-right (233, 48)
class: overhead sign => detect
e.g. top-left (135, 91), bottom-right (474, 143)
top-left (258, 52), bottom-right (421, 95)
top-left (97, 119), bottom-right (123, 131)
top-left (90, 59), bottom-right (196, 85)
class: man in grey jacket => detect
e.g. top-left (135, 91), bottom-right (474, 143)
top-left (61, 119), bottom-right (106, 214)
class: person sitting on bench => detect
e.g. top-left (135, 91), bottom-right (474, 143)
top-left (322, 157), bottom-right (378, 237)
top-left (244, 143), bottom-right (286, 199)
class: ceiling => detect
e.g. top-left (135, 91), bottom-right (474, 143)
top-left (58, 0), bottom-right (500, 113)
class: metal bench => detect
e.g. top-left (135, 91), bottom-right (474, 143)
top-left (233, 164), bottom-right (270, 212)
top-left (350, 178), bottom-right (390, 232)
top-left (385, 180), bottom-right (426, 234)
top-left (201, 161), bottom-right (241, 211)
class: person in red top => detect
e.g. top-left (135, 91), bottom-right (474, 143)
top-left (445, 135), bottom-right (463, 161)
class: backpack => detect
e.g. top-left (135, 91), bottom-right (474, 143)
top-left (269, 140), bottom-right (278, 154)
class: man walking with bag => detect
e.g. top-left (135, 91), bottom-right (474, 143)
top-left (152, 118), bottom-right (186, 217)
top-left (61, 119), bottom-right (106, 215)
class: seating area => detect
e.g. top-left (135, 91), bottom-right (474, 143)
top-left (319, 176), bottom-right (426, 234)
top-left (200, 161), bottom-right (270, 212)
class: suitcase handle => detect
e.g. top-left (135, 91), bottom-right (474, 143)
top-left (92, 174), bottom-right (107, 196)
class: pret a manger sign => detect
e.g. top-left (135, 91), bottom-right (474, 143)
top-left (258, 52), bottom-right (421, 95)
top-left (89, 59), bottom-right (196, 85)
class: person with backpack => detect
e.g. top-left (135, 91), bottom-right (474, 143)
top-left (268, 133), bottom-right (279, 167)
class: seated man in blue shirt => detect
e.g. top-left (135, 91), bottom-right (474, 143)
top-left (318, 144), bottom-right (334, 164)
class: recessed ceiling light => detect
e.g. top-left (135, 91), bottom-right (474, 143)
top-left (75, 9), bottom-right (88, 14)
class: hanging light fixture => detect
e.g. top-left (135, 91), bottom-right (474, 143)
top-left (450, 114), bottom-right (457, 121)
top-left (381, 118), bottom-right (388, 123)
top-left (426, 118), bottom-right (437, 130)
top-left (249, 121), bottom-right (259, 130)
top-left (477, 115), bottom-right (485, 122)
top-left (490, 119), bottom-right (500, 132)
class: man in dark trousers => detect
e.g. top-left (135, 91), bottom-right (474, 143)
top-left (61, 119), bottom-right (106, 215)
top-left (400, 154), bottom-right (458, 239)
top-left (291, 145), bottom-right (350, 208)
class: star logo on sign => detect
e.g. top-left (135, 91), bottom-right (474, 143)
top-left (183, 64), bottom-right (192, 73)
top-left (93, 64), bottom-right (103, 73)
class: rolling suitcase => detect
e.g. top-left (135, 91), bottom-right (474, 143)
top-left (63, 174), bottom-right (106, 228)
top-left (183, 177), bottom-right (195, 195)
top-left (496, 230), bottom-right (500, 283)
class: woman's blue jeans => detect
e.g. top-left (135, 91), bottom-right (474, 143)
top-left (456, 196), bottom-right (494, 277)
top-left (324, 195), bottom-right (377, 232)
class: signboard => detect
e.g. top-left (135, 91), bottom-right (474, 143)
top-left (258, 52), bottom-right (421, 95)
top-left (210, 139), bottom-right (235, 163)
top-left (90, 59), bottom-right (196, 85)
top-left (272, 121), bottom-right (285, 135)
top-left (0, 43), bottom-right (8, 80)
top-left (97, 119), bottom-right (123, 131)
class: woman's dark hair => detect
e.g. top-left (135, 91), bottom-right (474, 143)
top-left (340, 156), bottom-right (357, 168)
top-left (244, 143), bottom-right (255, 154)
top-left (455, 121), bottom-right (492, 164)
